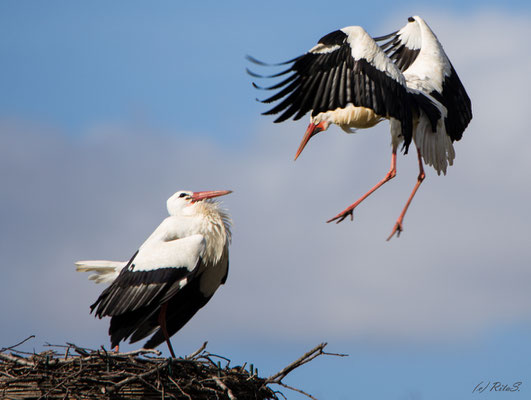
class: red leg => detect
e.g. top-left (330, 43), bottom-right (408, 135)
top-left (113, 345), bottom-right (120, 353)
top-left (327, 148), bottom-right (397, 224)
top-left (158, 302), bottom-right (176, 358)
top-left (387, 148), bottom-right (425, 240)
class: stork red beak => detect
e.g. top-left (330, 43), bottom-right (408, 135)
top-left (294, 121), bottom-right (328, 161)
top-left (191, 190), bottom-right (232, 203)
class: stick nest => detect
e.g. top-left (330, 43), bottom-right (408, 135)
top-left (0, 337), bottom-right (346, 400)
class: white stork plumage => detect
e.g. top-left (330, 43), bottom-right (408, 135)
top-left (76, 189), bottom-right (232, 357)
top-left (248, 16), bottom-right (472, 239)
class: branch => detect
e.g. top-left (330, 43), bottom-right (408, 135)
top-left (0, 352), bottom-right (35, 367)
top-left (106, 359), bottom-right (170, 393)
top-left (185, 341), bottom-right (208, 360)
top-left (213, 376), bottom-right (237, 400)
top-left (117, 348), bottom-right (162, 357)
top-left (276, 382), bottom-right (318, 400)
top-left (266, 342), bottom-right (347, 384)
top-left (264, 343), bottom-right (348, 400)
top-left (0, 335), bottom-right (35, 353)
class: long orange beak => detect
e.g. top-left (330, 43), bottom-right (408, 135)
top-left (191, 190), bottom-right (232, 203)
top-left (294, 121), bottom-right (328, 161)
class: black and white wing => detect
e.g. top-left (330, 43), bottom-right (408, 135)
top-left (140, 245), bottom-right (230, 349)
top-left (375, 16), bottom-right (472, 141)
top-left (249, 26), bottom-right (416, 149)
top-left (91, 234), bottom-right (205, 319)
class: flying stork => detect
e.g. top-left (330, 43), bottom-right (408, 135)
top-left (76, 189), bottom-right (232, 357)
top-left (248, 16), bottom-right (472, 239)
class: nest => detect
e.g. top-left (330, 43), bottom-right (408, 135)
top-left (0, 337), bottom-right (346, 400)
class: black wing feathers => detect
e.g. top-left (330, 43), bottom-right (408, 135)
top-left (375, 34), bottom-right (420, 73)
top-left (142, 281), bottom-right (212, 349)
top-left (318, 29), bottom-right (348, 46)
top-left (437, 64), bottom-right (472, 141)
top-left (249, 29), bottom-right (418, 151)
top-left (374, 29), bottom-right (472, 142)
top-left (91, 264), bottom-right (194, 318)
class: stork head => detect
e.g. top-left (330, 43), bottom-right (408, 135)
top-left (167, 190), bottom-right (232, 216)
top-left (294, 120), bottom-right (330, 160)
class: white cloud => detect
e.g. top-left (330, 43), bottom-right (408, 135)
top-left (1, 10), bottom-right (530, 351)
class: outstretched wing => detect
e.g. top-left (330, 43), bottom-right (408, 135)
top-left (375, 16), bottom-right (472, 141)
top-left (249, 26), bottom-right (415, 149)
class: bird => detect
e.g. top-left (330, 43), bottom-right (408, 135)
top-left (248, 16), bottom-right (472, 239)
top-left (76, 189), bottom-right (232, 357)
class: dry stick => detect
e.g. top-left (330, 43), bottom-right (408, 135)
top-left (168, 375), bottom-right (192, 400)
top-left (212, 376), bottom-right (237, 400)
top-left (0, 353), bottom-right (35, 367)
top-left (265, 342), bottom-right (348, 400)
top-left (137, 374), bottom-right (175, 399)
top-left (41, 368), bottom-right (84, 398)
top-left (277, 382), bottom-right (318, 400)
top-left (0, 371), bottom-right (15, 379)
top-left (107, 359), bottom-right (170, 393)
top-left (65, 343), bottom-right (91, 356)
top-left (117, 348), bottom-right (162, 357)
top-left (185, 341), bottom-right (208, 360)
top-left (266, 342), bottom-right (347, 383)
top-left (0, 335), bottom-right (35, 353)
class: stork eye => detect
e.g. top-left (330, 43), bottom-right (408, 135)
top-left (179, 193), bottom-right (188, 198)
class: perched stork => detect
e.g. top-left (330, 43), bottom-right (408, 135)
top-left (248, 16), bottom-right (471, 239)
top-left (76, 190), bottom-right (232, 357)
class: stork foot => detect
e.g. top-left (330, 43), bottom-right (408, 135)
top-left (386, 221), bottom-right (403, 241)
top-left (327, 207), bottom-right (355, 224)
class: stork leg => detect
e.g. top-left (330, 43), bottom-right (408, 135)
top-left (158, 302), bottom-right (176, 358)
top-left (327, 148), bottom-right (397, 224)
top-left (387, 148), bottom-right (425, 241)
top-left (113, 345), bottom-right (120, 353)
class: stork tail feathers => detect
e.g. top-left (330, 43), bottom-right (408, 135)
top-left (75, 260), bottom-right (125, 284)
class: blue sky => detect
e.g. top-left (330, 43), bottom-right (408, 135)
top-left (1, 1), bottom-right (531, 399)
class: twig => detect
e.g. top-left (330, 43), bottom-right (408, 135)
top-left (0, 335), bottom-right (35, 353)
top-left (168, 375), bottom-right (192, 400)
top-left (204, 352), bottom-right (231, 364)
top-left (107, 359), bottom-right (170, 393)
top-left (264, 343), bottom-right (348, 400)
top-left (266, 342), bottom-right (346, 383)
top-left (0, 352), bottom-right (35, 367)
top-left (213, 376), bottom-right (237, 400)
top-left (276, 382), bottom-right (318, 400)
top-left (117, 348), bottom-right (162, 357)
top-left (65, 343), bottom-right (91, 356)
top-left (41, 368), bottom-right (84, 398)
top-left (185, 341), bottom-right (208, 360)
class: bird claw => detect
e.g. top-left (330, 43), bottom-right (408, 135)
top-left (386, 221), bottom-right (403, 241)
top-left (327, 209), bottom-right (354, 224)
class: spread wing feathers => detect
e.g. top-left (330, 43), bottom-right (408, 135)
top-left (374, 17), bottom-right (421, 72)
top-left (249, 27), bottom-right (415, 148)
top-left (91, 234), bottom-right (206, 318)
top-left (431, 64), bottom-right (472, 142)
top-left (375, 16), bottom-right (472, 141)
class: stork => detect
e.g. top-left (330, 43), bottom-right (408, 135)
top-left (248, 16), bottom-right (472, 239)
top-left (76, 189), bottom-right (232, 357)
